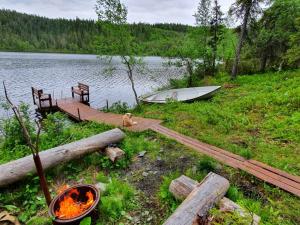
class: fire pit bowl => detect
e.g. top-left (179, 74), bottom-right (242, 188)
top-left (49, 184), bottom-right (100, 225)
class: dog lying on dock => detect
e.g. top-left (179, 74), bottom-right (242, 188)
top-left (122, 113), bottom-right (137, 127)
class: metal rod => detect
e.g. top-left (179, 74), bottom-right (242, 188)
top-left (33, 154), bottom-right (52, 206)
top-left (106, 99), bottom-right (109, 111)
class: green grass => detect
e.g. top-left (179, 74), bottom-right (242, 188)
top-left (135, 70), bottom-right (300, 176)
top-left (1, 70), bottom-right (300, 224)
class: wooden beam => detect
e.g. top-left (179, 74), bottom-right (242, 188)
top-left (0, 128), bottom-right (125, 187)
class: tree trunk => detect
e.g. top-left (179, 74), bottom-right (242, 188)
top-left (123, 57), bottom-right (140, 106)
top-left (128, 70), bottom-right (140, 106)
top-left (0, 128), bottom-right (125, 187)
top-left (186, 59), bottom-right (194, 87)
top-left (231, 4), bottom-right (252, 79)
top-left (163, 172), bottom-right (229, 225)
top-left (260, 52), bottom-right (267, 72)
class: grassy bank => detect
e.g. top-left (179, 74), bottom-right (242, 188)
top-left (0, 70), bottom-right (299, 224)
top-left (135, 70), bottom-right (300, 176)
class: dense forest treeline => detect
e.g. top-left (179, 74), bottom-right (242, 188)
top-left (0, 9), bottom-right (190, 55)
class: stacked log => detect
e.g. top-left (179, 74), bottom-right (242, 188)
top-left (166, 174), bottom-right (260, 225)
top-left (163, 173), bottom-right (230, 225)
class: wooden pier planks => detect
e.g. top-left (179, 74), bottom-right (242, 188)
top-left (54, 98), bottom-right (300, 197)
top-left (56, 98), bottom-right (161, 131)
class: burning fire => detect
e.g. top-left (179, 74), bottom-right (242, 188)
top-left (55, 188), bottom-right (94, 219)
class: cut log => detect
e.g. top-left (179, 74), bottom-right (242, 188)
top-left (163, 172), bottom-right (229, 225)
top-left (105, 147), bottom-right (125, 162)
top-left (168, 174), bottom-right (260, 225)
top-left (0, 128), bottom-right (125, 187)
top-left (169, 175), bottom-right (198, 201)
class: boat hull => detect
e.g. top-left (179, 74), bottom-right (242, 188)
top-left (140, 86), bottom-right (221, 104)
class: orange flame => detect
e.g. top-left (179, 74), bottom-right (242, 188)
top-left (55, 188), bottom-right (94, 219)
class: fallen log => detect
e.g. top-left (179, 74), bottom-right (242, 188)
top-left (105, 147), bottom-right (125, 162)
top-left (163, 172), bottom-right (229, 225)
top-left (0, 128), bottom-right (125, 187)
top-left (168, 174), bottom-right (260, 225)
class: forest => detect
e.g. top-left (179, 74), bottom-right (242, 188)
top-left (0, 9), bottom-right (189, 56)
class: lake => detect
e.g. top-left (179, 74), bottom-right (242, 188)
top-left (0, 52), bottom-right (183, 115)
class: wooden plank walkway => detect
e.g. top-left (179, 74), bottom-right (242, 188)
top-left (151, 124), bottom-right (300, 197)
top-left (56, 99), bottom-right (300, 197)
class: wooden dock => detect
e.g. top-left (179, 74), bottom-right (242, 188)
top-left (52, 98), bottom-right (300, 197)
top-left (56, 98), bottom-right (161, 131)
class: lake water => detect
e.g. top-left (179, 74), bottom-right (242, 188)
top-left (0, 52), bottom-right (183, 115)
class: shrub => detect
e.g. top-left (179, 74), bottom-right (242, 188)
top-left (99, 178), bottom-right (135, 221)
top-left (158, 173), bottom-right (180, 212)
top-left (0, 102), bottom-right (35, 150)
top-left (106, 101), bottom-right (129, 114)
top-left (197, 156), bottom-right (217, 172)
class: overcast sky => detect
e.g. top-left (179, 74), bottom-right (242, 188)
top-left (1, 0), bottom-right (236, 25)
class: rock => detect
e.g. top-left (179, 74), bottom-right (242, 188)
top-left (143, 211), bottom-right (150, 216)
top-left (142, 172), bottom-right (149, 177)
top-left (156, 156), bottom-right (162, 161)
top-left (152, 171), bottom-right (158, 175)
top-left (138, 151), bottom-right (147, 157)
top-left (95, 182), bottom-right (107, 192)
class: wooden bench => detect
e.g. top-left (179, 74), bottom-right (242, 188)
top-left (71, 83), bottom-right (90, 103)
top-left (31, 87), bottom-right (53, 110)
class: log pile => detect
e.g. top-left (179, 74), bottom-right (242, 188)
top-left (165, 173), bottom-right (260, 225)
top-left (0, 128), bottom-right (125, 187)
top-left (164, 173), bottom-right (230, 225)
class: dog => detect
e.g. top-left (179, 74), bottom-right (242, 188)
top-left (122, 113), bottom-right (137, 127)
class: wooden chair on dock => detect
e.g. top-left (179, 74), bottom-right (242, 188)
top-left (71, 82), bottom-right (90, 104)
top-left (31, 87), bottom-right (53, 110)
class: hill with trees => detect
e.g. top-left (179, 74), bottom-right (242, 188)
top-left (0, 9), bottom-right (189, 55)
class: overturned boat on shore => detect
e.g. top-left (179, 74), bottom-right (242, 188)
top-left (140, 86), bottom-right (221, 104)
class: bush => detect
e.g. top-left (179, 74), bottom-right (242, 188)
top-left (197, 156), bottom-right (217, 172)
top-left (106, 101), bottom-right (129, 114)
top-left (99, 178), bottom-right (135, 221)
top-left (158, 173), bottom-right (180, 212)
top-left (0, 103), bottom-right (35, 150)
top-left (224, 58), bottom-right (261, 75)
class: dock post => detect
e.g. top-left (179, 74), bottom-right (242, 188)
top-left (77, 108), bottom-right (81, 121)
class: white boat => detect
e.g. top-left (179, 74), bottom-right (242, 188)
top-left (140, 86), bottom-right (221, 104)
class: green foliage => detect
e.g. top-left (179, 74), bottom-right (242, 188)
top-left (0, 9), bottom-right (189, 56)
top-left (80, 217), bottom-right (92, 225)
top-left (99, 177), bottom-right (135, 221)
top-left (158, 173), bottom-right (180, 212)
top-left (106, 101), bottom-right (129, 114)
top-left (210, 207), bottom-right (252, 225)
top-left (96, 171), bottom-right (110, 183)
top-left (135, 70), bottom-right (300, 176)
top-left (243, 0), bottom-right (300, 73)
top-left (197, 156), bottom-right (217, 172)
top-left (226, 186), bottom-right (242, 202)
top-left (0, 102), bottom-right (34, 150)
top-left (41, 112), bottom-right (69, 147)
top-left (27, 217), bottom-right (52, 225)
